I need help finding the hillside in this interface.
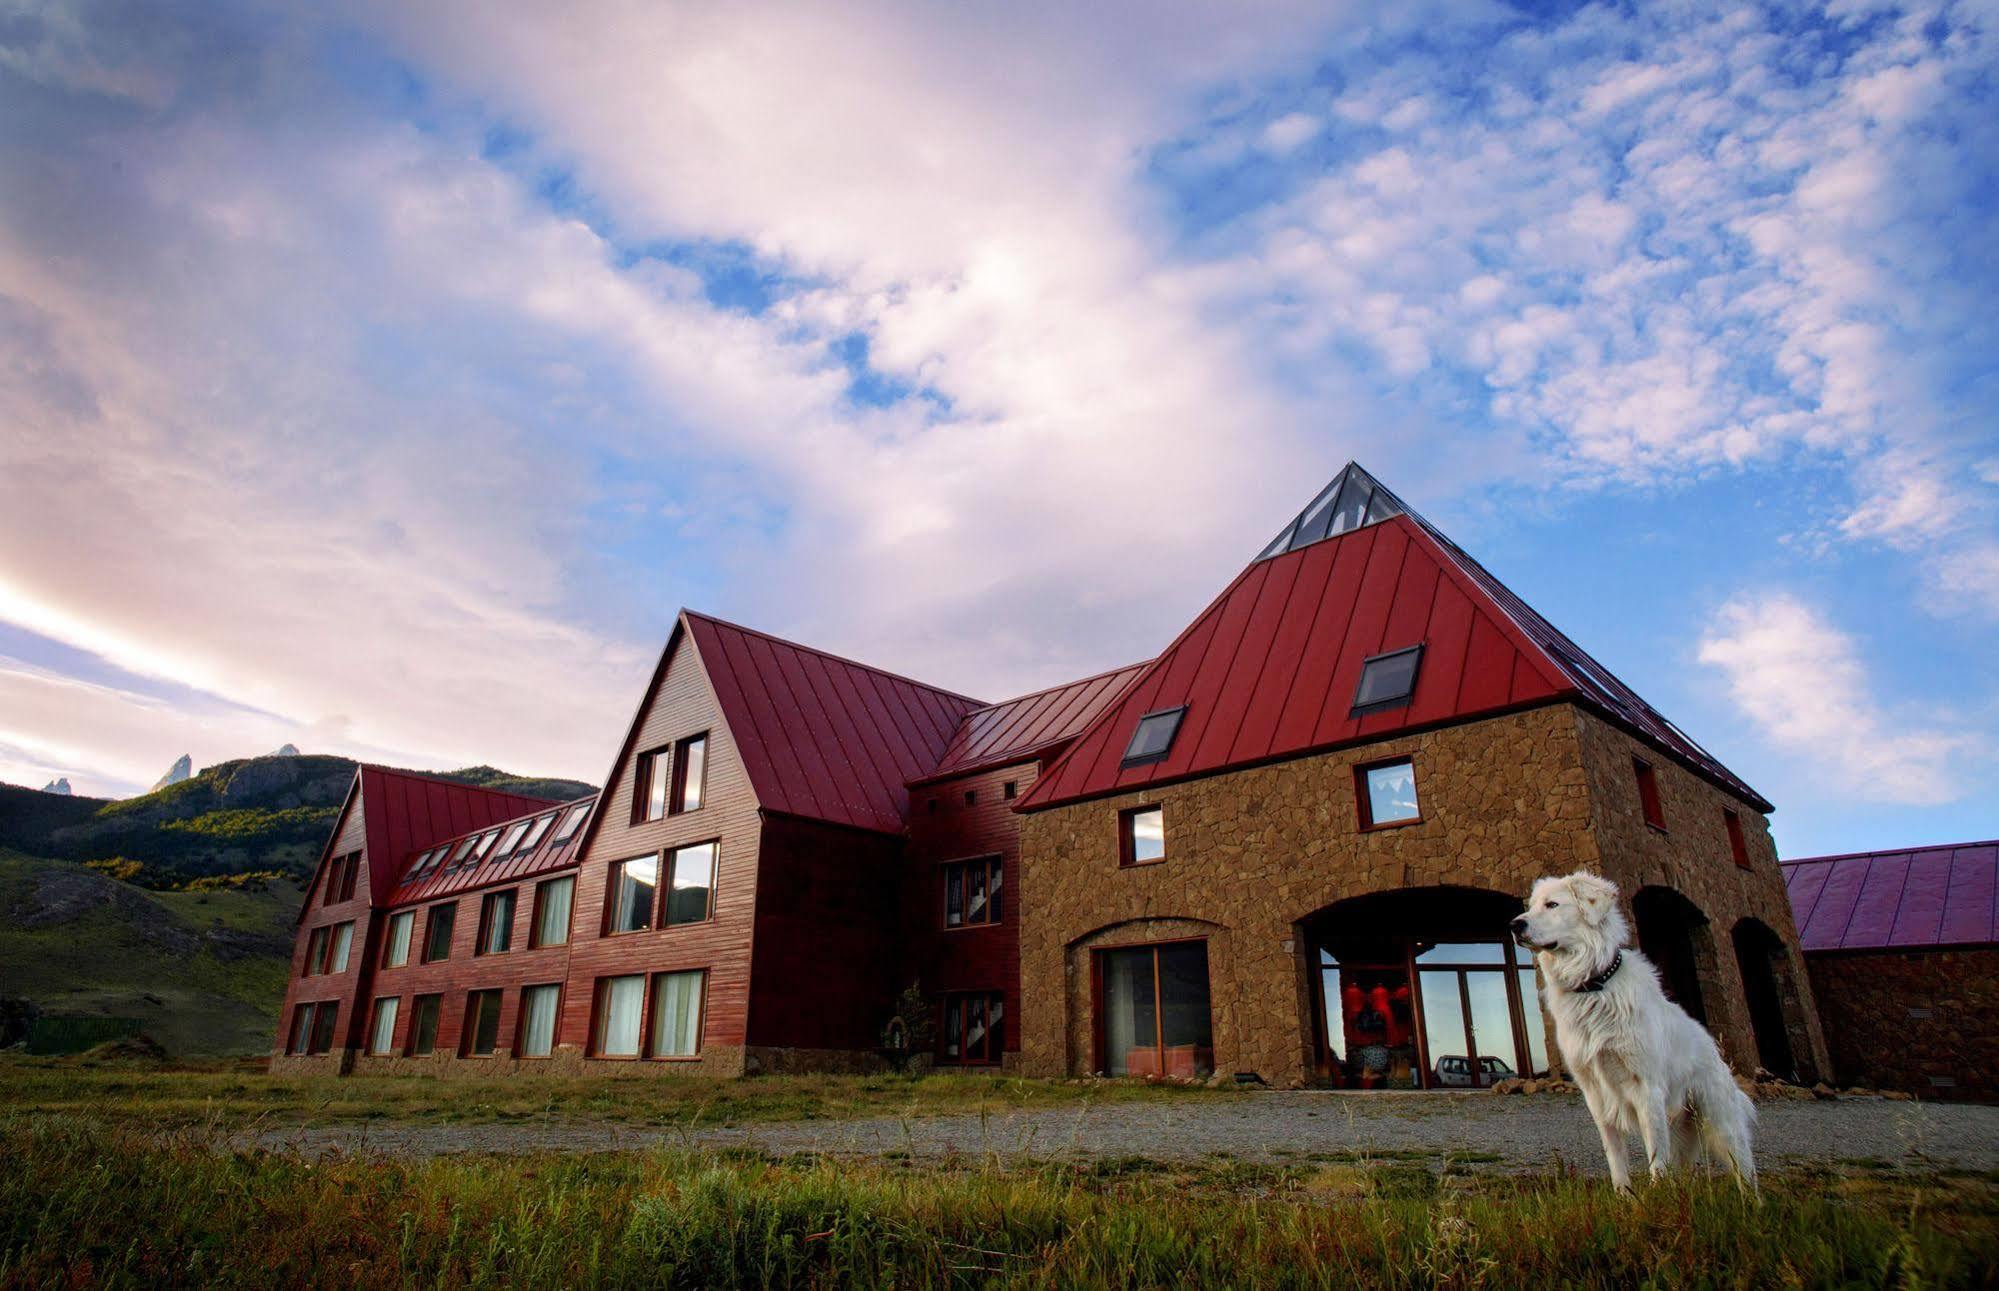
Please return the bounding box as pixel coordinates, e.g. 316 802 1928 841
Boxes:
0 754 596 888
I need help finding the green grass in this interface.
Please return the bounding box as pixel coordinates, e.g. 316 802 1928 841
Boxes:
1 1120 1991 1288
0 1058 1236 1132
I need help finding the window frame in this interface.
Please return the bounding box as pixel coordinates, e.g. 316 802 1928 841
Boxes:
460 988 505 1058
529 874 576 949
605 854 661 936
406 993 442 1057
634 746 673 823
662 841 719 928
1120 706 1188 768
1350 644 1425 718
304 926 330 975
327 920 354 974
516 812 555 856
382 909 415 968
1724 809 1750 869
646 969 708 1061
942 854 1004 929
1355 756 1422 831
306 1001 338 1056
552 802 590 844
476 889 517 956
1118 805 1167 867
670 732 708 815
1634 758 1665 831
495 820 531 857
421 902 457 963
516 983 563 1059
367 996 400 1056
937 990 1006 1066
590 973 648 1059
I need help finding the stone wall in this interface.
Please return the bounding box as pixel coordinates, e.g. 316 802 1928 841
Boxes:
1017 703 1601 1084
1804 948 1998 1100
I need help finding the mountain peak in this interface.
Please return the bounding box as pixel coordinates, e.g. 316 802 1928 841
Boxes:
269 743 299 757
149 754 193 793
41 777 72 795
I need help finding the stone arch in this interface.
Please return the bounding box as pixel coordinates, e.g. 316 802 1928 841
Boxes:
1732 916 1810 1082
1064 917 1230 1078
1632 885 1714 1025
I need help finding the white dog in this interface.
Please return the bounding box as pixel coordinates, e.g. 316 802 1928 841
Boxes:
1513 872 1756 1191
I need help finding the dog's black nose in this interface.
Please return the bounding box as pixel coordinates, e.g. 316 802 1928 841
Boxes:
1509 916 1527 932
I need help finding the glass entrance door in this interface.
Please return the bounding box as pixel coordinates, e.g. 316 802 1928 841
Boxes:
1099 941 1215 1079
1415 942 1547 1088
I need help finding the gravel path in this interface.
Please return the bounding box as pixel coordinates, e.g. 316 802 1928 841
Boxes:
245 1093 1999 1175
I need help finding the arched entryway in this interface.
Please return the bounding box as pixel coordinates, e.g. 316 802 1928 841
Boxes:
1633 886 1710 1025
1732 918 1798 1081
1300 887 1551 1090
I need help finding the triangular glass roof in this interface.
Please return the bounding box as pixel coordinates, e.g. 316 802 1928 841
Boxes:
1254 462 1407 561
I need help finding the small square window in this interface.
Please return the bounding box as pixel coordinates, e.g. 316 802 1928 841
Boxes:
1122 707 1187 767
1002 781 1017 800
1352 645 1423 716
1357 758 1420 829
1724 810 1750 869
964 790 977 807
943 855 1003 927
1120 806 1166 866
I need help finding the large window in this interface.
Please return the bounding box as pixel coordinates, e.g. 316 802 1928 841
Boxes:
1119 806 1166 866
462 989 504 1057
553 802 590 844
1352 645 1423 716
1121 707 1186 767
593 974 646 1057
648 970 705 1058
636 747 672 822
944 856 1003 928
518 984 561 1058
664 843 717 926
327 921 354 974
939 991 1004 1065
477 889 516 956
407 994 442 1056
1356 759 1420 829
607 856 657 934
530 875 575 948
289 1001 339 1056
368 997 400 1056
1634 758 1665 830
383 910 414 967
1098 941 1213 1079
422 903 456 962
672 733 708 813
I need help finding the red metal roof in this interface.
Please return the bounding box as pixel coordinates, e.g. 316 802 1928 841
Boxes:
1019 464 1769 812
1782 841 1998 952
385 794 596 907
913 660 1151 786
355 766 562 905
684 611 987 835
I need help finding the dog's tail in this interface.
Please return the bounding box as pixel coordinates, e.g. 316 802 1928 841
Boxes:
1694 1062 1758 1190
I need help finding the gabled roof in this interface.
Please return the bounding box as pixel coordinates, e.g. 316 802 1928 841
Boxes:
386 793 596 907
354 765 561 905
913 660 1151 787
1782 841 1997 952
1020 462 1768 813
684 610 987 835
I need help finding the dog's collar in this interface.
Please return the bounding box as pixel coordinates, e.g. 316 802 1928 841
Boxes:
1573 950 1623 994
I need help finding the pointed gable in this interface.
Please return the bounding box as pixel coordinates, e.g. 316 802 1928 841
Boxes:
683 611 987 834
1020 462 1767 812
355 766 560 904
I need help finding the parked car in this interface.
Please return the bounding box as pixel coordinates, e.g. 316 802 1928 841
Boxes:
1432 1055 1515 1087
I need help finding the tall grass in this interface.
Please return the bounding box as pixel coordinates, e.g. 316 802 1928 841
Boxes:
2 1119 1991 1289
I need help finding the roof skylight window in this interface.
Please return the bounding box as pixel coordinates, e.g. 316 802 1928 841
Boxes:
497 821 530 856
1351 645 1424 716
1256 463 1407 561
1121 706 1187 767
518 813 555 854
553 802 590 843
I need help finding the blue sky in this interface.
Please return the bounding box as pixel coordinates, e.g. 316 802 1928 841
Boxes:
0 0 1992 859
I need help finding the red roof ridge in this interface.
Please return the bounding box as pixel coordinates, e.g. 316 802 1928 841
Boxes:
355 761 568 807
681 609 988 708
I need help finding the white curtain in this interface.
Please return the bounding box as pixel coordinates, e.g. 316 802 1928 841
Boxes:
649 971 704 1057
369 997 399 1055
599 975 644 1057
385 912 412 967
329 922 353 973
535 877 574 947
520 985 559 1057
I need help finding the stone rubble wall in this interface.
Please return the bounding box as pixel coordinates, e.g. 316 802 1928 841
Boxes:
1804 947 1997 1101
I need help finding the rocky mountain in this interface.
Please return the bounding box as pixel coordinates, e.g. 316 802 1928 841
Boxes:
149 754 193 793
269 743 299 757
41 778 72 795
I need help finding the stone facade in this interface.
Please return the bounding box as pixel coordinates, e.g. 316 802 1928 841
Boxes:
1018 701 1830 1086
1804 948 1998 1100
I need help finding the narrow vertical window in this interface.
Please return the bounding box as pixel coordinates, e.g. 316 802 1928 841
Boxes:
422 903 456 962
368 997 400 1056
607 856 658 934
648 970 705 1058
672 733 707 813
477 889 516 955
305 926 329 975
1119 807 1166 866
383 910 414 967
664 842 717 925
406 994 442 1056
593 974 645 1057
288 1004 314 1055
1356 758 1420 829
530 875 575 948
636 747 671 823
1634 758 1664 830
328 921 353 974
1725 810 1750 869
307 1002 338 1055
518 984 560 1058
462 989 504 1057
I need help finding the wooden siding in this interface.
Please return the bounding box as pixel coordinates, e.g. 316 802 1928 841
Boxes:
277 785 375 1054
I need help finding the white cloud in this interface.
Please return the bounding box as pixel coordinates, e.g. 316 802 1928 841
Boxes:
1698 594 1972 805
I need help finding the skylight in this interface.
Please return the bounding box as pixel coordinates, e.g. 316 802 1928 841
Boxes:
518 813 555 853
553 802 590 843
1122 706 1187 767
497 820 530 856
1352 645 1424 716
1256 463 1406 561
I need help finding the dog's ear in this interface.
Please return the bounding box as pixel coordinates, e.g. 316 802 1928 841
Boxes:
1568 872 1619 925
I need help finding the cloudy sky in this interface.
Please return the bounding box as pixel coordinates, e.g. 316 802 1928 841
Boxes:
1 0 1993 857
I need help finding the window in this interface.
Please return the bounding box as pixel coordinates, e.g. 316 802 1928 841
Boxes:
664 842 717 926
287 1004 314 1055
496 820 530 857
928 798 939 814
1357 758 1420 829
471 829 501 864
304 926 329 975
1119 806 1166 866
368 997 400 1056
593 974 645 1057
636 746 671 822
1352 645 1424 716
1121 706 1186 767
1634 758 1664 830
408 848 438 880
462 989 504 1057
517 813 555 855
530 875 575 948
325 852 359 904
964 790 977 807
518 984 561 1058
307 1001 338 1055
1098 941 1213 1078
672 733 708 813
327 921 354 973
553 802 590 843
477 890 516 955
406 994 442 1056
340 853 361 901
940 991 1004 1065
383 910 414 967
422 903 456 962
944 856 1003 928
1003 781 1017 800
607 855 658 934
1725 810 1750 869
448 836 479 868
649 970 706 1058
